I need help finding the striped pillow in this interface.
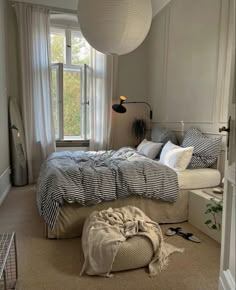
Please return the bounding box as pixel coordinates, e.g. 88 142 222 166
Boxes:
151 127 178 145
182 128 222 169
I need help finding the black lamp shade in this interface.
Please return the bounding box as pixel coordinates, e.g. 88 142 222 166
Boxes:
112 97 152 120
112 103 127 113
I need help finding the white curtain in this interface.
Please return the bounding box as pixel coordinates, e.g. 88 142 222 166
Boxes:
15 3 55 184
89 49 118 151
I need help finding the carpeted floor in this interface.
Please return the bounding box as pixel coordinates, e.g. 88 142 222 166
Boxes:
0 186 221 290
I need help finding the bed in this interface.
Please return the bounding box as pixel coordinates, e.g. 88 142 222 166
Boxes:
37 147 221 239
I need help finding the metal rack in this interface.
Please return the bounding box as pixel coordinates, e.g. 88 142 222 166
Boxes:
0 233 18 290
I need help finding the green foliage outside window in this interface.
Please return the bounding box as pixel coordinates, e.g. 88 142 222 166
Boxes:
50 33 65 63
63 71 81 136
71 31 90 65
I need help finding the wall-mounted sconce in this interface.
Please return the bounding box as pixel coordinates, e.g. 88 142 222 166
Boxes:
112 96 153 120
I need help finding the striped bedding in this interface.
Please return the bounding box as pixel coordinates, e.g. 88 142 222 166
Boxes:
37 147 179 229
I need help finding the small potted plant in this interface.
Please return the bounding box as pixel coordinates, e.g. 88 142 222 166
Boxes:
132 118 147 146
205 198 223 231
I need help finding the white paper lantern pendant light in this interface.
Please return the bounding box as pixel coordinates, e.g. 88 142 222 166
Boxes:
78 0 152 55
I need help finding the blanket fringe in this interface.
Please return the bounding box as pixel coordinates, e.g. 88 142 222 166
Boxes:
149 242 184 277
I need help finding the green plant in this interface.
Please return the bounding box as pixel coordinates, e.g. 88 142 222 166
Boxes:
205 198 223 231
132 118 147 144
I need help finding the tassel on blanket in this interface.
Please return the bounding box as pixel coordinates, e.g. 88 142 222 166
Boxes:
149 242 184 277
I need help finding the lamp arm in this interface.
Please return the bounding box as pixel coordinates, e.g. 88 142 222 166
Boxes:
124 101 153 120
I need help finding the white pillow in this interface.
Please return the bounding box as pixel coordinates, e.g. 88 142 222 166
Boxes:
160 141 193 172
160 141 179 162
137 139 163 159
137 139 149 151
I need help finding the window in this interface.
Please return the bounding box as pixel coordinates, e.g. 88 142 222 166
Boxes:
50 26 91 141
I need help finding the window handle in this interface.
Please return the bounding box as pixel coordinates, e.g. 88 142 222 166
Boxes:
219 116 231 160
219 126 230 133
219 116 231 134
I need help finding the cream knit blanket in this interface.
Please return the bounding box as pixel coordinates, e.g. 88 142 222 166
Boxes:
80 206 183 277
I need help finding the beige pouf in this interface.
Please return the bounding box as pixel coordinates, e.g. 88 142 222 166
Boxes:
111 235 154 272
81 206 183 277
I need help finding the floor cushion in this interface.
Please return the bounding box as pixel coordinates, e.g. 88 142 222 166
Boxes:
112 235 153 272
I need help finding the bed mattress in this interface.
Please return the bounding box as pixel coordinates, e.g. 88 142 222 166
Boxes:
177 168 221 189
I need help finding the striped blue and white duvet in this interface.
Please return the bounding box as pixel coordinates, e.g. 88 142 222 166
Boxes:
37 147 179 229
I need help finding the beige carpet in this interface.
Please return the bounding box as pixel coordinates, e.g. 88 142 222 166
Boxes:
0 186 221 290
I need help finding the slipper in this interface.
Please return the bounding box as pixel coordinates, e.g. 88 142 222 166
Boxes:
176 231 201 243
165 227 182 236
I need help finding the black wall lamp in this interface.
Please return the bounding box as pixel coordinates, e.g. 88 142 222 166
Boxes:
112 96 153 120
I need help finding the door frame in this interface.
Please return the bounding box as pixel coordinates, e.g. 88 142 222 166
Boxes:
219 0 235 289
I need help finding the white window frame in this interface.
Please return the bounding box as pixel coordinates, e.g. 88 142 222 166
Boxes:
50 25 90 141
51 63 64 140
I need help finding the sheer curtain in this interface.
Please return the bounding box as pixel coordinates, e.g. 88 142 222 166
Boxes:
89 49 118 151
15 3 55 184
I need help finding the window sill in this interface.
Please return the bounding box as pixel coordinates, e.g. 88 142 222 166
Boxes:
56 140 90 148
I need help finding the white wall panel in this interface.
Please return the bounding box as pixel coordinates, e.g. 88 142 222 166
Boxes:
147 0 229 133
166 0 221 123
147 8 167 122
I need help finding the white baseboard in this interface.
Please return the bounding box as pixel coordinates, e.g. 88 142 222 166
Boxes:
0 167 11 206
219 270 236 290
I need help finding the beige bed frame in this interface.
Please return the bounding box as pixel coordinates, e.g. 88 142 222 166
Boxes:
45 189 190 239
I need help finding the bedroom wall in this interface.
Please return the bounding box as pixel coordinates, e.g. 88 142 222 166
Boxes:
112 42 149 149
117 41 148 103
0 0 11 204
147 0 230 173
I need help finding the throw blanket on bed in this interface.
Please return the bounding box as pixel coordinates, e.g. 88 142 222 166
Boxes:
37 147 178 229
81 206 184 277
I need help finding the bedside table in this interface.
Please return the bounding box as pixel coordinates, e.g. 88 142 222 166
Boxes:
188 189 223 243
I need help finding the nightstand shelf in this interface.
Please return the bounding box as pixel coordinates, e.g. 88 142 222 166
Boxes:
188 189 223 243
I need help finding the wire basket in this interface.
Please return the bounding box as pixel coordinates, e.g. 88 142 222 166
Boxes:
0 233 18 290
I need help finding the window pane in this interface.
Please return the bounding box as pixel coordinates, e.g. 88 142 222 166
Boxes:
50 27 65 63
63 69 81 138
71 30 90 65
51 66 60 139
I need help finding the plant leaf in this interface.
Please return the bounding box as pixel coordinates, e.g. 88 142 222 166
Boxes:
205 220 212 225
211 224 217 230
205 209 212 214
217 204 223 211
211 206 218 212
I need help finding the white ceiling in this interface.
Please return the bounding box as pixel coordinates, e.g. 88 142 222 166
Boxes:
12 0 78 10
151 0 171 17
12 0 171 17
